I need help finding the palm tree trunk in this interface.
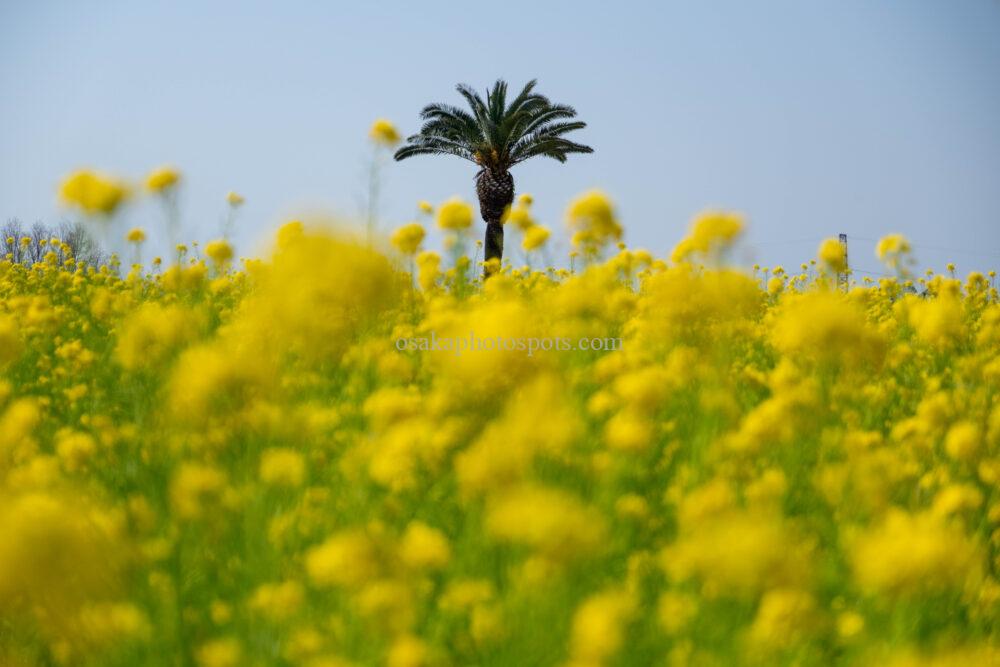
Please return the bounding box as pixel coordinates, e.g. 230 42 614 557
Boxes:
484 222 503 275
475 168 514 278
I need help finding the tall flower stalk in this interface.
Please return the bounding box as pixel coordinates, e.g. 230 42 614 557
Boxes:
367 119 401 245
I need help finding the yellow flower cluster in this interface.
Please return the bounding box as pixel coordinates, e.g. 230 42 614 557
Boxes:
59 165 190 219
566 189 623 257
1 183 998 667
435 196 474 231
145 165 181 193
204 239 234 267
670 209 744 263
391 222 426 256
126 227 147 244
498 193 551 254
818 236 847 273
59 169 130 216
370 118 402 146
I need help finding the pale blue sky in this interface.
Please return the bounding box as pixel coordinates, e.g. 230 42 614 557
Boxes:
2 1 999 276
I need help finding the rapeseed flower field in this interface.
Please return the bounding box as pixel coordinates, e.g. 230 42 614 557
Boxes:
1 168 999 667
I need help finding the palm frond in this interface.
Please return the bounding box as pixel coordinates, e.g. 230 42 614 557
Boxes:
511 137 593 165
455 84 493 145
486 80 508 125
394 137 477 163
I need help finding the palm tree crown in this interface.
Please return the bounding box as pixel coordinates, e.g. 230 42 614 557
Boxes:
394 79 593 171
394 80 593 274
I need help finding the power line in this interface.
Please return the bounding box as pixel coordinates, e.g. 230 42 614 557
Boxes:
851 268 894 278
844 235 1000 262
753 237 826 246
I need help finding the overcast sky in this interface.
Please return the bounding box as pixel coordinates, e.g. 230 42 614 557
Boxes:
2 1 999 276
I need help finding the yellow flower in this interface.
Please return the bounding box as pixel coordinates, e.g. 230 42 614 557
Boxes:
436 197 474 231
249 580 304 621
661 510 812 595
126 227 146 244
769 291 886 367
0 490 127 629
604 408 653 452
204 239 234 265
275 220 304 249
944 421 981 463
657 591 697 635
906 292 965 348
196 638 242 667
114 302 202 371
391 223 426 256
748 588 821 648
306 530 379 588
767 275 784 295
568 589 635 664
850 509 982 596
417 200 433 214
259 448 306 487
59 169 129 215
485 484 607 560
817 237 847 273
76 601 152 646
670 210 744 263
226 191 245 206
0 315 22 368
399 521 451 571
170 463 228 520
55 429 97 473
876 233 911 260
239 226 402 363
836 611 865 639
566 190 622 253
876 233 912 273
145 166 181 193
439 579 494 612
504 200 535 231
370 118 401 146
387 634 429 667
522 225 550 251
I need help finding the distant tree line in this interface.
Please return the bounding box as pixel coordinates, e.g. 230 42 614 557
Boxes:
2 218 107 268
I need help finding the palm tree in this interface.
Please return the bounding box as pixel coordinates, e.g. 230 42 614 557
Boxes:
394 79 593 274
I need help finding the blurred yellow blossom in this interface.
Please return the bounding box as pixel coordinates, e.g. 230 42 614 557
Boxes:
59 169 129 215
436 197 474 231
670 210 744 263
370 118 401 146
522 225 550 251
204 239 234 265
145 166 181 193
125 227 146 244
391 223 426 256
259 448 306 487
818 237 847 273
566 190 622 255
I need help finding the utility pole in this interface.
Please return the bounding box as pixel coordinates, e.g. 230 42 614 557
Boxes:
839 233 849 291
